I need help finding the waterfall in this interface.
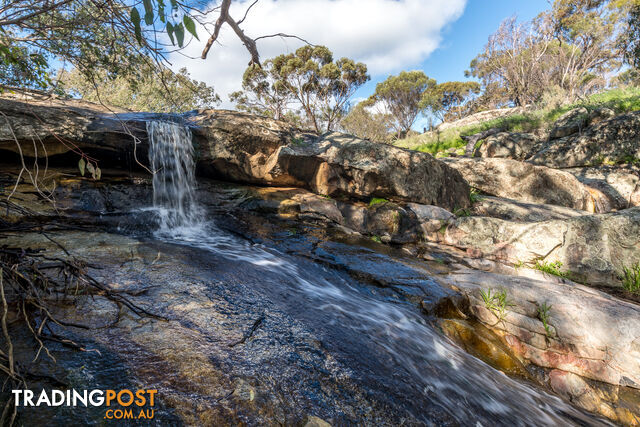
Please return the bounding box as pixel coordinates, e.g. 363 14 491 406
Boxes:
147 120 202 232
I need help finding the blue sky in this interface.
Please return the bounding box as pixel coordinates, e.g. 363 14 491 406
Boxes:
351 0 549 128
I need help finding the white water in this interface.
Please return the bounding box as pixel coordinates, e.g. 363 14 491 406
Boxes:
143 121 607 425
147 120 203 232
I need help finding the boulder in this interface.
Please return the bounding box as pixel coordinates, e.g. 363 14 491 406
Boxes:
438 207 640 287
473 132 541 160
549 107 589 139
565 165 640 210
471 196 585 222
0 95 155 163
441 157 600 212
529 111 640 168
191 110 471 210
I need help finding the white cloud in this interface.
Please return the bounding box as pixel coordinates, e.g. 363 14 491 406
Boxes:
169 0 467 108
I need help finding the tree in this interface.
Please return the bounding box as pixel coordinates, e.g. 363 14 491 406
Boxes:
341 102 394 143
233 46 369 132
428 81 481 122
366 71 436 136
613 0 640 69
230 57 292 120
60 66 220 113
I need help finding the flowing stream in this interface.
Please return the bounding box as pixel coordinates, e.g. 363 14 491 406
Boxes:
132 120 613 425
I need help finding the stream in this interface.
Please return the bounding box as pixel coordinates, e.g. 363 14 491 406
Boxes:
8 121 610 425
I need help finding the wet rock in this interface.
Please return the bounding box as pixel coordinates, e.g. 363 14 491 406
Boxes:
473 132 541 160
438 268 640 392
441 157 599 212
529 111 640 168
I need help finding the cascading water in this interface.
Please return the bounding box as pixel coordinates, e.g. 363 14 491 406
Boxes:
146 120 203 233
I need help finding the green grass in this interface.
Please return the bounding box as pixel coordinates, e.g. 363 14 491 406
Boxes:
537 302 554 338
369 197 389 207
534 260 569 279
469 188 483 204
480 289 511 322
621 263 640 293
395 87 640 157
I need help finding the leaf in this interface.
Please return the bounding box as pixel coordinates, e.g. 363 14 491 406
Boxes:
166 21 175 45
86 162 96 179
95 166 102 180
143 0 154 25
130 7 143 45
78 158 86 177
174 22 185 48
157 0 166 23
170 0 178 10
183 15 199 40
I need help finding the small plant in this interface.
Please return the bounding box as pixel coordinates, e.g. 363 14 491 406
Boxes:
371 235 382 243
453 207 471 217
320 194 332 199
369 197 389 207
290 136 305 146
538 302 554 338
534 260 568 278
621 263 640 293
480 288 511 323
469 188 483 204
513 259 525 270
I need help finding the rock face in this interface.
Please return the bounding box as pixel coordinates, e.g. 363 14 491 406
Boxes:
436 268 640 424
0 96 471 211
441 157 599 212
566 165 640 210
549 107 589 139
436 106 525 132
191 110 470 210
529 111 640 168
438 207 640 287
473 132 540 160
471 196 585 222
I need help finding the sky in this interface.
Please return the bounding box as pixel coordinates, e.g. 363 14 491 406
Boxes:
169 0 549 129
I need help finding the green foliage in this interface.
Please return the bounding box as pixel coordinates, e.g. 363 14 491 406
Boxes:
341 102 394 143
453 207 471 217
397 87 640 156
469 188 483 203
427 81 481 122
371 235 382 243
60 66 220 113
621 263 640 293
231 46 369 132
535 260 569 278
369 197 389 207
480 289 511 322
537 302 554 338
367 71 436 135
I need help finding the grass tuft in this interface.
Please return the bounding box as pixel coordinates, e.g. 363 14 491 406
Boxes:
534 260 569 279
369 197 389 207
537 302 554 338
621 263 640 293
480 288 511 322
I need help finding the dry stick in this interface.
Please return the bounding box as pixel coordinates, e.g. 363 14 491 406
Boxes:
0 269 16 383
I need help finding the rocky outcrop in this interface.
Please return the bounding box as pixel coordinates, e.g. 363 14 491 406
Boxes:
441 157 600 212
471 196 585 222
566 165 640 210
437 208 640 287
436 106 525 132
0 96 471 211
434 268 640 424
191 110 470 210
472 132 541 160
529 111 640 168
